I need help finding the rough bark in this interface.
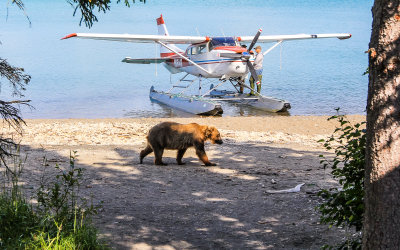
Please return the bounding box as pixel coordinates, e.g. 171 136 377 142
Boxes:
364 0 400 249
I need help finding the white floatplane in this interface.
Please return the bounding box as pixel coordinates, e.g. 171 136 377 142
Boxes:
62 15 351 116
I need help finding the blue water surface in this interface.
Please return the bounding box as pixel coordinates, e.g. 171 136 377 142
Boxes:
1 0 372 118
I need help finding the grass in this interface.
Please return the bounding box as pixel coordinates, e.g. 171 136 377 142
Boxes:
0 150 108 249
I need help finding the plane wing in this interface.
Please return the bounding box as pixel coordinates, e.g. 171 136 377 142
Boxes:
122 57 169 64
238 33 351 43
61 33 208 44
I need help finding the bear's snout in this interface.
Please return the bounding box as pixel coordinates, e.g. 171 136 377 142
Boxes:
214 139 223 145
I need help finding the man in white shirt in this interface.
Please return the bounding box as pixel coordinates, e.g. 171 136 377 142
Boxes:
249 45 263 95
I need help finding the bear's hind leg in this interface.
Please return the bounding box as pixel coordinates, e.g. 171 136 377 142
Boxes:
140 145 153 164
176 148 187 165
154 147 167 166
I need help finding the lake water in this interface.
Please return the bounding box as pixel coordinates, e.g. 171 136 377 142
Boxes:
1 0 372 118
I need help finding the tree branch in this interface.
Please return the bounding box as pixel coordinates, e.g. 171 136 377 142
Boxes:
0 58 30 97
67 0 145 28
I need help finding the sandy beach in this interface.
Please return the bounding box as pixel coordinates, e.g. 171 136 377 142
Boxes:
1 115 365 249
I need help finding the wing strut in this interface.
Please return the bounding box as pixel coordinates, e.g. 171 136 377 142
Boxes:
156 41 211 75
263 41 283 56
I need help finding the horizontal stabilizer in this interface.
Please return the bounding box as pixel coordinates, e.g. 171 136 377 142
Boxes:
122 57 168 64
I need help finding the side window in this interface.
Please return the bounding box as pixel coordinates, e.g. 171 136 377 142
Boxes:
187 44 208 55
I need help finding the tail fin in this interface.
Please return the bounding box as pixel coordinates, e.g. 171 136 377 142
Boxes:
157 14 169 36
156 14 183 57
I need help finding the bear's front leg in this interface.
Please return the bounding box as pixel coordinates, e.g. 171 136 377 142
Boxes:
195 143 216 166
176 148 187 165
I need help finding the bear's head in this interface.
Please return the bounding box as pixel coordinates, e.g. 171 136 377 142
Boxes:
205 126 223 144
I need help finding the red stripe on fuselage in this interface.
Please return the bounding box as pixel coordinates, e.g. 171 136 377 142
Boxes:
165 60 245 68
160 52 185 58
213 46 247 53
196 60 244 66
160 52 177 57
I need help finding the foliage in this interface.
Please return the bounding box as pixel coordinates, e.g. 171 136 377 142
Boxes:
0 58 30 97
0 191 39 248
67 0 146 27
8 0 146 28
37 151 101 235
1 3 32 171
0 148 37 248
0 58 31 166
317 110 365 249
0 150 107 249
6 0 31 25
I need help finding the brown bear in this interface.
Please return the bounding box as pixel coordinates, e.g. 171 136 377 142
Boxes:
139 122 223 166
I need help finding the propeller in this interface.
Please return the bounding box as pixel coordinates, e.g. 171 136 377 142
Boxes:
219 29 262 88
246 29 262 89
246 60 259 86
245 28 262 88
248 28 262 51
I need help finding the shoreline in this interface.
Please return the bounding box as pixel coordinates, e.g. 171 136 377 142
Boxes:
21 114 365 131
2 115 365 147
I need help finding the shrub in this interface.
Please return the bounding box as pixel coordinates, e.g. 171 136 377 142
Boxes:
0 192 38 248
317 111 365 249
0 150 107 249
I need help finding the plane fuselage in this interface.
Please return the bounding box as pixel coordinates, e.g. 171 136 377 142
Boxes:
163 38 255 79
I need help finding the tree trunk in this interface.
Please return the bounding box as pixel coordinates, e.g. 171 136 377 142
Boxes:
364 0 400 249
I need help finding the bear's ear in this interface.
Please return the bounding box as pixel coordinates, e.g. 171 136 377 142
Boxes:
204 126 213 139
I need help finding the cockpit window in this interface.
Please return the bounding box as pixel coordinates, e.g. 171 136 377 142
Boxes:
187 43 208 55
198 44 207 54
209 37 237 50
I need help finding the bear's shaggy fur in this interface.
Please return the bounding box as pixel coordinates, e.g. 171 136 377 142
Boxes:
139 122 223 166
